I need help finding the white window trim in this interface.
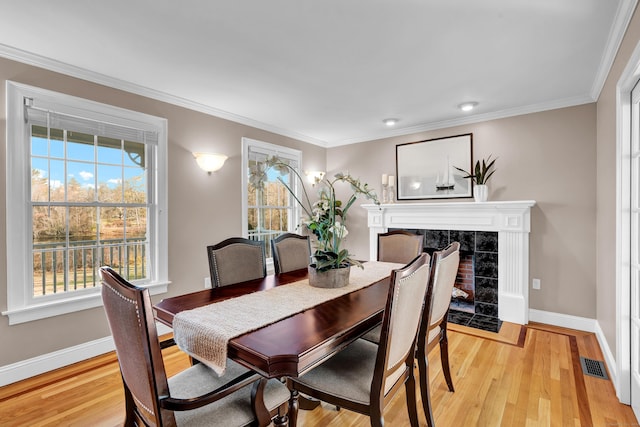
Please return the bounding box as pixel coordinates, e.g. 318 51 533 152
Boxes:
3 81 169 325
241 137 302 274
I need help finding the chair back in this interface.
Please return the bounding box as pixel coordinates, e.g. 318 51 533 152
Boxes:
100 266 173 426
373 252 432 398
271 233 311 274
377 230 424 264
207 237 266 287
428 242 460 329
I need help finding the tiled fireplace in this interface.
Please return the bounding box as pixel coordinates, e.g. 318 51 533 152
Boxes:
362 201 535 326
390 228 501 331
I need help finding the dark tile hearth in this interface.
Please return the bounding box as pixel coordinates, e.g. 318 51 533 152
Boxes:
448 309 503 333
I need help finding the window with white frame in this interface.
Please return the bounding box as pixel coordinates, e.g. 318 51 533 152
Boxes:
3 82 168 324
241 138 302 264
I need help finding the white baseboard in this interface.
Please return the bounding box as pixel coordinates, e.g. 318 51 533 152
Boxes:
528 308 597 332
594 320 618 390
0 322 173 387
0 336 115 387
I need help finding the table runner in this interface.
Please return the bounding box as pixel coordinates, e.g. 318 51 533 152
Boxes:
172 261 403 375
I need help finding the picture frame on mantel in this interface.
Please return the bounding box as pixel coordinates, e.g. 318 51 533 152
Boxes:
396 133 473 200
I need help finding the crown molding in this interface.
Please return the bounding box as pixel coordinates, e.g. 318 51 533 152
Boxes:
590 0 639 99
0 21 620 151
326 94 596 147
0 43 328 148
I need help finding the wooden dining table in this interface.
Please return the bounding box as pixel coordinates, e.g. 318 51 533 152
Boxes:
153 266 393 379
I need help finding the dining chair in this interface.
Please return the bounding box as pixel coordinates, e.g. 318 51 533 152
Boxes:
285 252 432 427
271 233 311 274
377 230 425 264
207 237 266 287
100 266 289 427
417 241 460 425
362 242 460 426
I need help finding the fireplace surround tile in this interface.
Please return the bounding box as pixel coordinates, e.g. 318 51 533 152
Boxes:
424 229 449 249
475 277 498 304
476 231 498 252
475 252 498 279
449 230 475 252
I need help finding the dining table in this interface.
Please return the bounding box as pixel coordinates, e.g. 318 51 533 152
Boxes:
153 261 401 380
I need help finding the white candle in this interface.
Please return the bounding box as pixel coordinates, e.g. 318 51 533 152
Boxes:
388 175 395 187
381 174 388 185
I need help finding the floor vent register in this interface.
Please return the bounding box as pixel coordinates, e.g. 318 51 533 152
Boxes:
580 357 608 380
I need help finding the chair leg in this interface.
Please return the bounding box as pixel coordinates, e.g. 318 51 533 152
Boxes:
273 409 289 427
370 402 384 427
440 330 455 392
251 379 272 427
405 373 420 427
288 389 299 427
418 353 436 427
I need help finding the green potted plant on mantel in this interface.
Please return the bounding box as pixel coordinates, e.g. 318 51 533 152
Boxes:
454 155 497 202
249 156 379 288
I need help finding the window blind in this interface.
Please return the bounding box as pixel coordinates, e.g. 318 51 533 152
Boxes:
24 98 159 145
248 145 299 169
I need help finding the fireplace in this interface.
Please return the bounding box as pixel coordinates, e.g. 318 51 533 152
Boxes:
391 228 501 331
362 200 535 325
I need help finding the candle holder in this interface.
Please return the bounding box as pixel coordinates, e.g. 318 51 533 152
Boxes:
381 184 389 204
388 185 395 203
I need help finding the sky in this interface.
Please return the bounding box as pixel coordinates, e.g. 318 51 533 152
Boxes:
30 135 146 194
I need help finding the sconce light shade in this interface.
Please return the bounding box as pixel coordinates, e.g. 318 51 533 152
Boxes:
304 170 326 185
194 152 228 174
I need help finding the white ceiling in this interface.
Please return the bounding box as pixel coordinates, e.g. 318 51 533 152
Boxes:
0 0 634 147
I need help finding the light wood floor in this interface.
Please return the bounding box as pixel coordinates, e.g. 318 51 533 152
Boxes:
0 322 636 426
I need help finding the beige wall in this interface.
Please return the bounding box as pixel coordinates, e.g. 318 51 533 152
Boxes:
328 104 597 318
0 57 326 366
596 7 640 360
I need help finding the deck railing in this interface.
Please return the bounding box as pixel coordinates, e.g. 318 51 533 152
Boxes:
33 238 147 296
247 229 283 258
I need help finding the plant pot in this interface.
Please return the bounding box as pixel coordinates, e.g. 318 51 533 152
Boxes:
474 184 489 202
307 264 351 288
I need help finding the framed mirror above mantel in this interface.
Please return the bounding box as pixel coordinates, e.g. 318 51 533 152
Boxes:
361 201 536 325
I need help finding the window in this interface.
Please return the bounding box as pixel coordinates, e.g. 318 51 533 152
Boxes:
241 138 302 268
4 82 168 324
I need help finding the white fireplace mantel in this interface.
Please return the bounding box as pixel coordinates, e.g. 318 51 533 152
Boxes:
361 200 536 324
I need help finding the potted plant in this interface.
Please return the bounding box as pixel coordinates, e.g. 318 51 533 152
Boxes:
249 156 379 287
454 155 496 202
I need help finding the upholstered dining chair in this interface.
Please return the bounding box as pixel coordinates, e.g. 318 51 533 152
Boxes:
100 266 290 427
362 241 460 426
377 230 425 264
271 233 311 274
207 237 266 287
285 252 432 427
417 241 460 425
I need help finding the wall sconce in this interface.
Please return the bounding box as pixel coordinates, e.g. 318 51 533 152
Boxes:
305 170 326 185
193 152 228 174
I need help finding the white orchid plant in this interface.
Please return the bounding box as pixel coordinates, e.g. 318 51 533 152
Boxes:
249 156 379 272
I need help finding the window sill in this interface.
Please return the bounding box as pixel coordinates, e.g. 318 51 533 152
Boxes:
2 281 170 325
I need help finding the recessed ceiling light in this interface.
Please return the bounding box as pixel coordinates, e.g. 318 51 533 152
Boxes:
458 102 478 112
383 118 399 127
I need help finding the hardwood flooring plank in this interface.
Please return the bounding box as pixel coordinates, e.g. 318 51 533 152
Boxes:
0 323 636 426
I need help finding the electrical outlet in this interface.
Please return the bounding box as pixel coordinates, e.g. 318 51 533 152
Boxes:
204 277 212 289
532 278 541 290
